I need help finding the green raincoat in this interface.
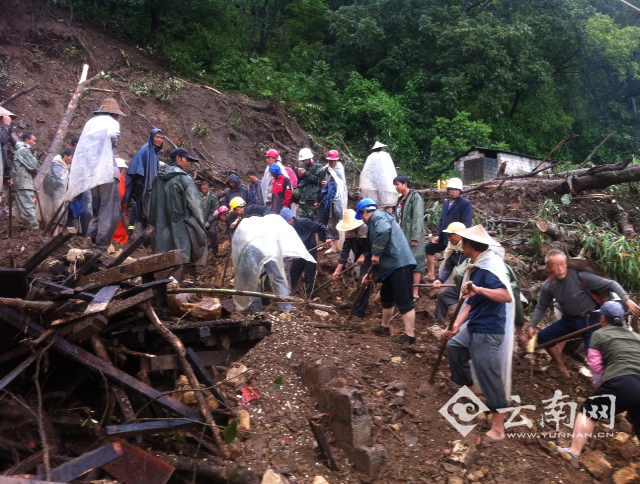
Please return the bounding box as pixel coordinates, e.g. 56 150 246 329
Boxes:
396 190 426 273
149 165 207 263
200 192 219 224
12 141 39 190
297 162 325 218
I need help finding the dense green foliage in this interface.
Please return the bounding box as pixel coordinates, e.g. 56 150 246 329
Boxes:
52 0 640 180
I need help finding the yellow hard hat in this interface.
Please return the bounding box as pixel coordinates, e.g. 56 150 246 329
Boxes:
443 221 466 235
229 196 246 210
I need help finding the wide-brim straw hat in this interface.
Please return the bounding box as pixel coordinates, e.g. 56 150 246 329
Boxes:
337 208 364 232
371 141 387 150
0 106 15 117
94 97 126 116
459 224 494 246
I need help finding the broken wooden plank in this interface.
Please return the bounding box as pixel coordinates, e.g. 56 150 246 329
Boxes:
77 251 183 290
0 307 201 420
84 285 119 313
0 298 56 313
0 353 38 391
107 289 155 317
105 227 153 268
31 279 93 301
23 231 72 274
58 315 108 343
48 442 124 482
186 348 228 409
115 279 171 300
104 419 196 437
103 440 174 484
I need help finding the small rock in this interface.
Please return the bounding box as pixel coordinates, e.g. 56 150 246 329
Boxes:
226 363 249 387
314 309 331 320
581 450 613 480
312 477 330 484
238 409 251 431
613 464 640 484
390 356 402 364
261 469 289 484
447 477 465 484
614 432 631 445
389 423 401 432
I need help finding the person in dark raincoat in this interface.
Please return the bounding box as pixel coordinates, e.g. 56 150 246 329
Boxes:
126 127 164 231
223 174 249 207
149 148 206 266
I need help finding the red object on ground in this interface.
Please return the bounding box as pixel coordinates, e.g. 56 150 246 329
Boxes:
241 386 261 404
113 171 129 246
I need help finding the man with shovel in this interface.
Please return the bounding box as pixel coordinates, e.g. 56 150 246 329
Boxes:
357 198 417 345
522 248 640 378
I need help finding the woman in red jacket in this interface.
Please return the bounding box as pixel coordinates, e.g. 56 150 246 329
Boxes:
270 163 293 213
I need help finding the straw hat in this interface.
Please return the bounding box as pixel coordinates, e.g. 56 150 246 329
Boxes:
459 224 494 246
337 209 364 232
0 106 15 117
94 97 126 116
371 141 387 150
443 221 466 235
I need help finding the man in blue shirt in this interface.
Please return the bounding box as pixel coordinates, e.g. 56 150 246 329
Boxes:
357 198 417 345
426 177 473 281
446 225 513 441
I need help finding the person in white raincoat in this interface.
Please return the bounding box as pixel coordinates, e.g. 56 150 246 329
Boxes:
320 149 348 253
445 224 514 441
359 141 398 208
232 214 315 312
65 97 125 248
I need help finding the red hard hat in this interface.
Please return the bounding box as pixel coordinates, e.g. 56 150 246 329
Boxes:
265 148 280 159
326 149 340 161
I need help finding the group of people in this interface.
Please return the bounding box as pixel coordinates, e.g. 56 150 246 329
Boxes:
3 96 640 458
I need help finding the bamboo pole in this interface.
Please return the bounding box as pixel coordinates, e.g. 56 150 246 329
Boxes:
168 287 336 311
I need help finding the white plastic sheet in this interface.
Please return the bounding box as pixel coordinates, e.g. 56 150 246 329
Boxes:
232 214 315 311
359 150 399 207
65 115 120 202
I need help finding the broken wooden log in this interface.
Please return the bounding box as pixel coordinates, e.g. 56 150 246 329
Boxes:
76 251 184 290
143 303 228 458
91 336 136 422
169 287 335 311
48 442 124 482
186 348 228 409
0 298 56 313
0 307 201 421
23 231 73 274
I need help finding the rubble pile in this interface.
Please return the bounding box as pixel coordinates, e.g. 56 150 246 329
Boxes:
0 228 272 483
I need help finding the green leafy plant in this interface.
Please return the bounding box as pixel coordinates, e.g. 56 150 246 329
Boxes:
129 76 185 102
580 222 640 290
